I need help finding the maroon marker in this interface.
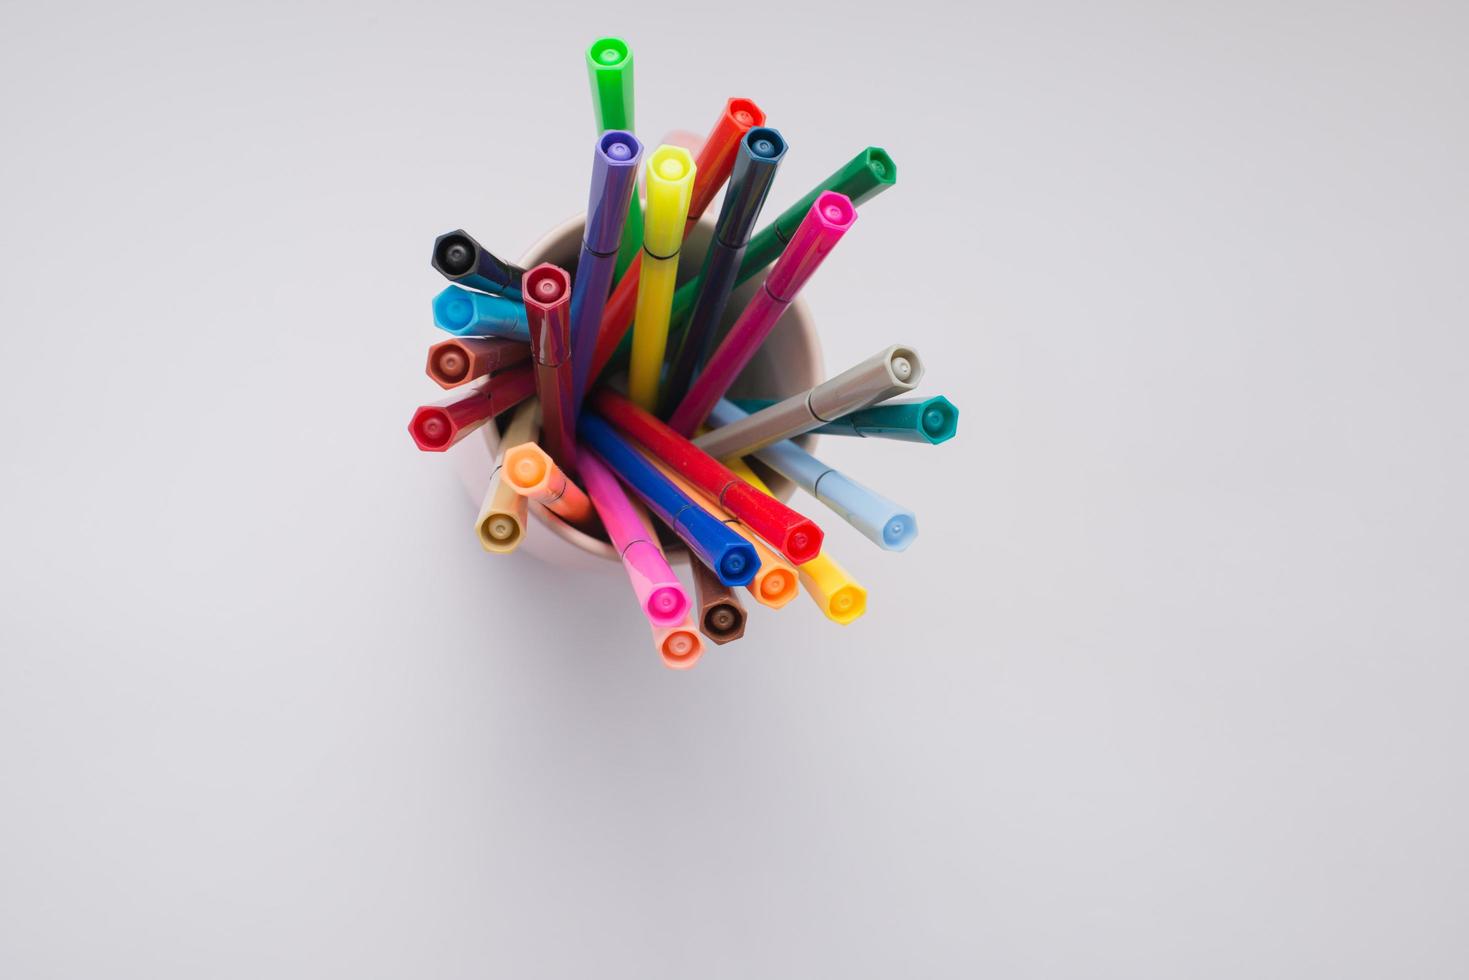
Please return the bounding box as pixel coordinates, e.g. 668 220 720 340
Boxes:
425 336 530 389
523 263 576 468
408 362 536 452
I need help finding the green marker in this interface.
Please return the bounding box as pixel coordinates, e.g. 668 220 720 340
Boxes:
734 395 959 445
668 146 898 330
586 37 643 278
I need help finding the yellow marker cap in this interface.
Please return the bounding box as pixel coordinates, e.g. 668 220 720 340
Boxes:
642 145 696 258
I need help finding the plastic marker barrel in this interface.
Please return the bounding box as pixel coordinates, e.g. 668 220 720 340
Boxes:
432 285 530 342
735 394 959 445
651 614 704 669
667 192 858 436
432 229 527 298
668 146 897 330
503 442 595 531
693 343 924 460
726 457 867 625
475 400 540 553
585 37 643 278
587 97 767 392
691 558 747 645
408 364 535 452
426 337 530 389
578 414 758 587
580 450 691 629
522 263 576 468
628 144 696 410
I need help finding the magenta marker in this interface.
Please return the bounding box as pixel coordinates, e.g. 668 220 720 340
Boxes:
666 191 858 436
579 449 691 629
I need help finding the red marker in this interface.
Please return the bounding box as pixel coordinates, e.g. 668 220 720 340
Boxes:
584 98 766 394
522 263 576 468
425 336 530 389
590 387 824 565
408 362 535 452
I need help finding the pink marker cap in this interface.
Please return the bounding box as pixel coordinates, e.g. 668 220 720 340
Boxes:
580 450 691 628
763 191 857 302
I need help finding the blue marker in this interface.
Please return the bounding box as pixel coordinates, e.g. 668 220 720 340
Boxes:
579 414 759 586
570 130 644 408
733 395 959 445
707 399 919 552
432 285 529 342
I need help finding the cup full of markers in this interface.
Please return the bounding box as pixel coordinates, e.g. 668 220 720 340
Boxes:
409 37 959 669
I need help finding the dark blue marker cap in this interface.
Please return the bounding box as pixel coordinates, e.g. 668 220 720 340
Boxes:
714 127 787 249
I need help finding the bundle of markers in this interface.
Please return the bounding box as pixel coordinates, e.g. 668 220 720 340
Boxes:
409 38 959 668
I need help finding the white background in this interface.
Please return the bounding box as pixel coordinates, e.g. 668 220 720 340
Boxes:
2 0 1466 976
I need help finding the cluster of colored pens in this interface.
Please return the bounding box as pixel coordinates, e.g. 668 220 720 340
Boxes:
408 38 959 668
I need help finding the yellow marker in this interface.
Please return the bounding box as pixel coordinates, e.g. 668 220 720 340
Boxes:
628 145 697 410
475 400 540 553
726 456 867 624
642 452 799 610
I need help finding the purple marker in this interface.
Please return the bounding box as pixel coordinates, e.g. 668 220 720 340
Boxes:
569 130 644 410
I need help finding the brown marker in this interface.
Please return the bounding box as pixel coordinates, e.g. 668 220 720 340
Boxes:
426 336 531 389
691 557 747 645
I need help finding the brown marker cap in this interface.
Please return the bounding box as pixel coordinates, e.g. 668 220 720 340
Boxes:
691 557 747 645
426 337 532 389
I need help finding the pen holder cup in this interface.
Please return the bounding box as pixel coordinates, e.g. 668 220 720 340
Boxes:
455 213 823 571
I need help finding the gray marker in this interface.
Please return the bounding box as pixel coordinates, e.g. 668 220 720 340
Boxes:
705 400 918 552
691 344 923 459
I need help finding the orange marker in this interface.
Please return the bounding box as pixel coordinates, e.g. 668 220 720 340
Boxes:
503 441 596 531
651 614 704 669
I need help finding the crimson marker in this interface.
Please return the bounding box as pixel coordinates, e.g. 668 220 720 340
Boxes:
425 336 530 389
589 387 824 565
408 363 536 452
522 263 576 468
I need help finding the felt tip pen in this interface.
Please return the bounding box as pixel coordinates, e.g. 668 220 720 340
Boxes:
426 336 530 389
647 455 799 610
432 229 527 299
579 450 691 628
628 144 697 410
586 37 643 278
707 400 918 552
651 614 705 669
522 263 576 469
735 394 959 445
432 285 530 342
692 344 924 459
579 414 758 586
586 98 767 392
691 557 748 645
475 400 540 553
661 127 788 413
408 363 536 452
726 457 868 625
502 441 597 532
591 387 824 565
666 192 858 436
669 146 897 330
569 130 644 407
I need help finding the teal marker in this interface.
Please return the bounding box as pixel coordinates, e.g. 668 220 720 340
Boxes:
733 395 959 445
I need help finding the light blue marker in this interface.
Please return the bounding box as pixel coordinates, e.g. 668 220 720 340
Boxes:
432 285 529 342
707 399 919 552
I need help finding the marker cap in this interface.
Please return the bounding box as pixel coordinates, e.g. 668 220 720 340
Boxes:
432 229 527 298
651 616 705 669
808 344 924 420
770 148 896 246
522 263 572 365
812 470 919 552
426 336 530 389
797 552 868 625
586 38 634 131
643 145 697 258
764 192 857 303
586 130 644 256
691 558 748 645
433 285 530 342
714 128 788 248
687 98 767 220
408 364 535 452
474 401 540 553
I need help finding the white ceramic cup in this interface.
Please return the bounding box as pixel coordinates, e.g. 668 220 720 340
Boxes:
452 213 824 570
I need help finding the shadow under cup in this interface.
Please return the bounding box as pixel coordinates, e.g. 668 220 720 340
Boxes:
454 213 824 571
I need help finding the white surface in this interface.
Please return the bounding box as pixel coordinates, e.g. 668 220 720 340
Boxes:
1 1 1467 977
